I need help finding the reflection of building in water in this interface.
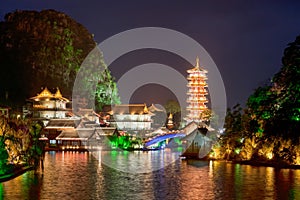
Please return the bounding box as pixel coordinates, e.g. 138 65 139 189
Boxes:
181 122 212 159
101 104 154 132
185 57 208 123
28 87 71 124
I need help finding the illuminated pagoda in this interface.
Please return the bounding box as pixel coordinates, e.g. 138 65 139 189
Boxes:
166 113 174 129
185 57 208 123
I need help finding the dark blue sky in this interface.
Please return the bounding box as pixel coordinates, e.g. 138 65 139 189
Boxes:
1 1 300 107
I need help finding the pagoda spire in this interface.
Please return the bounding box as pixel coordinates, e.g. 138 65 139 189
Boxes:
54 87 62 98
195 56 200 69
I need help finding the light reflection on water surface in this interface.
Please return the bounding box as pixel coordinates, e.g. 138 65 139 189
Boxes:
1 151 300 200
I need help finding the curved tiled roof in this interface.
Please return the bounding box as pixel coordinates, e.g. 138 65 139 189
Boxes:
30 87 69 102
103 104 154 115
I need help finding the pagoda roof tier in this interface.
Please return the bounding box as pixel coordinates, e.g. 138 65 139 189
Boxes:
188 88 207 91
187 91 208 95
186 83 207 88
187 100 208 103
187 77 207 81
187 83 207 87
187 90 208 93
187 80 207 83
187 96 207 99
187 106 207 110
187 103 208 106
187 102 207 105
187 71 207 76
187 107 207 110
187 99 208 102
187 92 208 95
187 103 207 106
187 94 208 96
187 109 207 111
30 87 69 102
187 67 208 74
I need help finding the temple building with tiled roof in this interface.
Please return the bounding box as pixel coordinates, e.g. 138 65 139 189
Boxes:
29 87 71 122
101 104 154 132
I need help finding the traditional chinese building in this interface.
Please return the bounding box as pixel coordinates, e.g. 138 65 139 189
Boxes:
29 87 71 123
42 118 118 151
102 104 154 132
185 57 208 123
55 127 118 151
148 104 167 129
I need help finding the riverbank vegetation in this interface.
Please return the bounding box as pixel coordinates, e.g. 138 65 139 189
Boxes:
0 117 44 176
211 35 300 166
107 133 144 150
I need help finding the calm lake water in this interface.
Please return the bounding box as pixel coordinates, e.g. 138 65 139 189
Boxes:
1 151 300 200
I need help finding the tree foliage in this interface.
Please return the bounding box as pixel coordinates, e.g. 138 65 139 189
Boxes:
73 47 120 111
0 117 45 174
213 35 300 164
246 35 300 139
164 100 181 129
164 100 180 114
0 9 120 109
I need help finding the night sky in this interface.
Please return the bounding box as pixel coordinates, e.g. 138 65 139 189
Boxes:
1 1 300 107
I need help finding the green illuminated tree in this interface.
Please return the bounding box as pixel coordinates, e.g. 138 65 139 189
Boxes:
0 117 14 175
25 121 45 172
220 104 244 159
0 137 9 175
199 109 212 124
269 35 300 139
215 35 300 162
164 100 180 114
246 35 300 139
73 47 120 111
0 9 121 110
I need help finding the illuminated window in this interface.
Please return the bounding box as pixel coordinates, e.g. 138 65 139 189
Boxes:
50 140 56 144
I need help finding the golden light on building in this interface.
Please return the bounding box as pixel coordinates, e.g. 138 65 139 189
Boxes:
29 87 70 122
185 57 208 123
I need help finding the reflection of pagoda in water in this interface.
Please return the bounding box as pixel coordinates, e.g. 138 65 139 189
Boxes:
185 57 208 123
